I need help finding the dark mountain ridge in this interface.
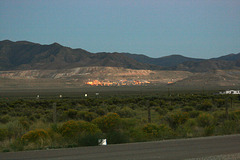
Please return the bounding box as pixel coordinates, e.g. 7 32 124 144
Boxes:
122 53 204 67
0 40 159 70
211 53 240 61
167 53 240 72
0 40 239 72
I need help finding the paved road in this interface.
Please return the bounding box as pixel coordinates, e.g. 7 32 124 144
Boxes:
1 134 240 160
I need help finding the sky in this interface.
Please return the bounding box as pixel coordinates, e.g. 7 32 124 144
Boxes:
0 0 240 59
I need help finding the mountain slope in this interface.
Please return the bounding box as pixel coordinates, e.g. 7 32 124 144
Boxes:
0 40 160 70
171 53 240 72
0 40 239 72
212 53 240 61
123 53 204 67
171 60 238 72
123 52 240 72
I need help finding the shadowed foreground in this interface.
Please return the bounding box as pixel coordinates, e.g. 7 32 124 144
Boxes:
1 134 240 160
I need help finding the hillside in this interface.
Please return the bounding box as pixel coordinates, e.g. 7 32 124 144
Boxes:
171 59 240 72
0 40 160 71
212 53 240 61
1 67 240 89
1 40 240 72
123 53 204 67
123 52 240 72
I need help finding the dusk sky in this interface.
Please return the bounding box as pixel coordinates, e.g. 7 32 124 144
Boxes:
0 0 240 58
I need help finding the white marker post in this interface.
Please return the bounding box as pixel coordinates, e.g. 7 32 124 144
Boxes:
98 139 107 146
96 92 99 98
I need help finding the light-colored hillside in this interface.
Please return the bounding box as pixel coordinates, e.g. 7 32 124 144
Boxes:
0 67 239 89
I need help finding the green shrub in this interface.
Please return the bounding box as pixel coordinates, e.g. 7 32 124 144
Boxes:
77 133 102 146
59 120 102 146
197 100 213 111
60 120 101 138
89 106 107 116
2 148 10 152
41 111 54 123
142 123 172 139
106 105 117 112
6 120 26 139
197 113 214 127
93 113 121 133
189 110 201 118
167 106 174 111
46 127 64 148
142 123 159 137
0 115 10 124
219 120 238 134
21 129 49 147
116 107 136 118
77 111 98 122
129 127 147 142
29 115 36 121
120 118 137 130
185 118 197 127
155 107 168 115
176 119 198 138
0 128 8 141
213 110 226 123
165 111 189 129
65 109 78 119
158 124 173 139
50 123 59 133
96 108 106 116
229 110 240 121
60 120 86 137
204 125 215 136
18 117 30 130
182 106 194 112
214 99 225 108
175 125 192 138
10 138 24 151
106 131 129 144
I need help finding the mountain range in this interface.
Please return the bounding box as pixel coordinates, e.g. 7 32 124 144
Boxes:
0 40 240 72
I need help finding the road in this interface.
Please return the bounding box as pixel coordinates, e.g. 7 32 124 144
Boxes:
1 134 240 160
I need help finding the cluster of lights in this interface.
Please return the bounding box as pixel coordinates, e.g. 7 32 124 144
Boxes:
86 79 150 86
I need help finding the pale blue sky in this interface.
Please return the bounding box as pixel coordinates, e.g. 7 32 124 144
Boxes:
0 0 240 58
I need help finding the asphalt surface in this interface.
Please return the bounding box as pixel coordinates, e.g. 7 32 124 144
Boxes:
1 134 240 160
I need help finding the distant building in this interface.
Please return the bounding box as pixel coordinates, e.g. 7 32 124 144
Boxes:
219 90 240 95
